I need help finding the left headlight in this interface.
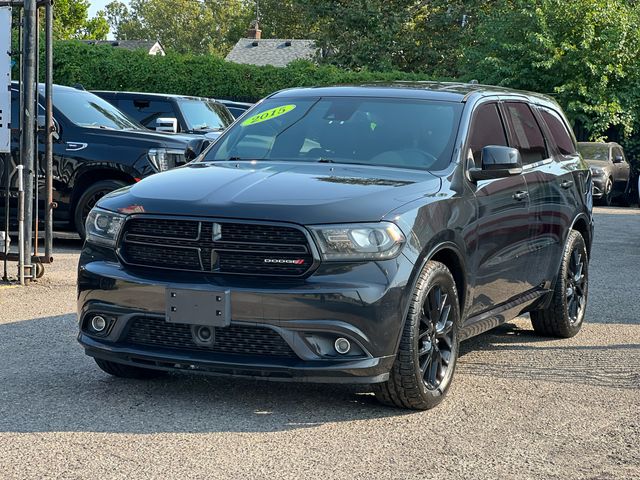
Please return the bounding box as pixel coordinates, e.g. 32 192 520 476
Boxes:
590 166 604 177
85 208 126 248
309 222 406 261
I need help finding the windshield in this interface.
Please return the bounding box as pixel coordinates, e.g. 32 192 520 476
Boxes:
578 143 609 161
202 97 463 171
178 99 234 131
54 89 141 130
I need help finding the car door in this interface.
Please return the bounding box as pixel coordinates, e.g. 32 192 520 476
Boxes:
611 145 630 193
527 105 582 287
466 101 532 317
500 101 567 291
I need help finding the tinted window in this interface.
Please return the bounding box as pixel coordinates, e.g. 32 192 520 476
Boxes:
118 99 177 130
504 102 547 164
54 90 140 130
468 103 508 167
177 99 233 130
613 146 625 162
540 108 575 155
203 97 463 171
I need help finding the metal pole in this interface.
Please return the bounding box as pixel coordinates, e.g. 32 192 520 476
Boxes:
44 0 52 262
21 0 36 282
33 6 39 257
16 164 24 285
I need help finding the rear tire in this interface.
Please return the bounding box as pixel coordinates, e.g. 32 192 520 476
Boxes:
94 358 166 379
74 180 127 239
530 230 588 338
374 261 460 410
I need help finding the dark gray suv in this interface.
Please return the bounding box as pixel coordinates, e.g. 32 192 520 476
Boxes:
78 82 593 410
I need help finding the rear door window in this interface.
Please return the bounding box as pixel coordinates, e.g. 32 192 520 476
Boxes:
468 103 508 167
503 102 548 165
118 99 177 130
539 108 576 156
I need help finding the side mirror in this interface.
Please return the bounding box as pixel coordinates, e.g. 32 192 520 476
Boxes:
37 114 60 141
613 154 624 164
156 117 178 133
184 139 211 162
469 146 523 181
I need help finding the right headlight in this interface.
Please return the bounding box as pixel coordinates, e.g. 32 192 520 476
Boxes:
590 166 605 176
85 208 126 248
309 222 406 261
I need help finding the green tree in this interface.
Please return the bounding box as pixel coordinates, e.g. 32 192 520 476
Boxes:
466 0 640 143
302 0 418 71
104 0 252 55
53 0 109 40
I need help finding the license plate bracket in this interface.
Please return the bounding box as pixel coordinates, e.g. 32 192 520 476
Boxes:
165 287 231 327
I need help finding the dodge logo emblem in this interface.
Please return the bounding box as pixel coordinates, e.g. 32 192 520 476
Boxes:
264 259 305 265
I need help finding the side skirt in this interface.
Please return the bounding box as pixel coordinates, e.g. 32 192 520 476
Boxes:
460 287 550 341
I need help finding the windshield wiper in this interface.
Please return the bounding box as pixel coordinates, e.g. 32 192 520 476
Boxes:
317 158 335 163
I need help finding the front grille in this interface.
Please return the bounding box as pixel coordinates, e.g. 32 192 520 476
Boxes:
119 217 315 276
125 317 297 359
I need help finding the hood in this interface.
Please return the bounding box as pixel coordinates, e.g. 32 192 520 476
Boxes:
98 161 442 225
584 159 610 169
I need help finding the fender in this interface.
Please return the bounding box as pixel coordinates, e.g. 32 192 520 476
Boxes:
537 211 593 311
391 239 468 356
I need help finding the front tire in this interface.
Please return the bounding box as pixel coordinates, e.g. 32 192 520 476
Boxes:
74 180 127 239
530 230 588 338
94 358 166 379
599 177 613 206
375 261 460 410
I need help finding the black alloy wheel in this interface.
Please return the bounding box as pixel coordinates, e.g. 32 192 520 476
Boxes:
375 260 460 410
418 285 455 390
603 178 613 206
531 230 588 338
565 247 587 325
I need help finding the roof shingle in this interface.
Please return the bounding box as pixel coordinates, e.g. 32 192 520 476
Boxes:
225 39 316 67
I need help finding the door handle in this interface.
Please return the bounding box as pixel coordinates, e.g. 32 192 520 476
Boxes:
513 190 529 201
560 180 574 189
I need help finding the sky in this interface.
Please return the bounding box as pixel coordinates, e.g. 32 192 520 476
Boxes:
88 0 129 18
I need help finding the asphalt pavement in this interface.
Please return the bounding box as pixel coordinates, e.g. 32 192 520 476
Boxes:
0 207 638 480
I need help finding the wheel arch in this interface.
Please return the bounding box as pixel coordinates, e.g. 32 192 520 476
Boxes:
570 214 593 258
71 168 136 215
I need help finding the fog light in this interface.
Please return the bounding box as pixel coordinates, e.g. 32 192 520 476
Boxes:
334 337 351 355
91 315 107 332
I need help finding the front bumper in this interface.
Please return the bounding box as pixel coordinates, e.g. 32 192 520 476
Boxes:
78 251 414 383
591 176 605 198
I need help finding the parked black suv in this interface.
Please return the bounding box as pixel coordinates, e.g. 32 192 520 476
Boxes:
0 83 204 236
78 83 593 410
93 91 234 139
577 141 632 206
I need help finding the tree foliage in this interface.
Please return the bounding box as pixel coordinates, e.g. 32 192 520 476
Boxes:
53 0 109 40
466 0 640 165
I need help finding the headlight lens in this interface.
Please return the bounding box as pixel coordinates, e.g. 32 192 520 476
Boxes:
85 208 126 247
309 222 406 261
590 166 604 176
148 148 185 171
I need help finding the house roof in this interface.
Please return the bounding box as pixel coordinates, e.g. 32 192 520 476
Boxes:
80 40 165 55
225 38 316 67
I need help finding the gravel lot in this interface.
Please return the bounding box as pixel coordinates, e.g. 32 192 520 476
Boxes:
0 207 638 480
